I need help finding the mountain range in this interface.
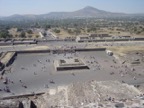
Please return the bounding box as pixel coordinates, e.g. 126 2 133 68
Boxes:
0 6 144 21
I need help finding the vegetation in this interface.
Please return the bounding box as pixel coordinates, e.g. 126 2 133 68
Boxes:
53 28 60 33
0 30 12 38
43 32 47 36
27 29 33 34
0 16 144 38
20 31 26 38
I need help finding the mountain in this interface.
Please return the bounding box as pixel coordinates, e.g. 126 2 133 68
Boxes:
0 6 143 21
69 6 127 17
0 14 38 21
40 6 127 19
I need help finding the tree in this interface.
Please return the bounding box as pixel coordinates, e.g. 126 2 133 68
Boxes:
15 34 18 37
45 25 51 30
87 29 91 33
67 29 73 34
142 28 144 31
0 30 12 38
36 35 39 38
53 29 60 33
136 31 141 34
27 30 33 34
43 32 47 36
17 28 23 32
20 32 26 38
34 22 40 28
74 29 81 35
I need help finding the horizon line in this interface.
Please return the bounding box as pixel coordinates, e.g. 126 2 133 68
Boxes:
1 6 144 17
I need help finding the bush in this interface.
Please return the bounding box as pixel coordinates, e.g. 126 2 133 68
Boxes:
53 29 60 33
0 30 12 38
20 32 26 38
27 30 33 34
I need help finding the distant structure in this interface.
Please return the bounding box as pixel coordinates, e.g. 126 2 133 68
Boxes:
76 33 111 42
75 33 138 42
89 34 111 39
76 35 90 42
112 35 131 39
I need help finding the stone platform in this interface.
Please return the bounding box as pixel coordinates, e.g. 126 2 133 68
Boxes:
54 58 89 71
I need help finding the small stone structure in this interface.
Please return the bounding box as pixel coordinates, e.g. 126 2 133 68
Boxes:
106 50 113 56
54 58 89 71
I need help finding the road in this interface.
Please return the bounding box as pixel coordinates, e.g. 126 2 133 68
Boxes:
1 40 144 52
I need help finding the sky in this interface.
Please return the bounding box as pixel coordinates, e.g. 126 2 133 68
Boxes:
0 0 144 16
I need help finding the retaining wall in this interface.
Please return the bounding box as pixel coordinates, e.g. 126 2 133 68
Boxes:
77 38 144 43
134 38 144 41
16 50 50 54
16 48 106 54
57 65 89 71
0 52 17 67
1 92 44 100
0 41 37 46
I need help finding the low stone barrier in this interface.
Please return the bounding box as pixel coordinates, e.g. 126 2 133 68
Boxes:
134 38 144 41
1 92 44 100
16 50 50 54
13 41 37 45
16 48 106 54
75 48 106 51
0 41 37 46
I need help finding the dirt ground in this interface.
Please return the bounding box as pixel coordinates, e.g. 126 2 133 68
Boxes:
35 80 142 108
0 80 143 108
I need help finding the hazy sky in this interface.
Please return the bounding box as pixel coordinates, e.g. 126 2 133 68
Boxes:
0 0 144 16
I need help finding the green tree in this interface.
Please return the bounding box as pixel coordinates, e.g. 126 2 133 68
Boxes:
74 29 81 35
36 35 39 38
0 30 12 38
17 28 23 32
87 29 91 33
20 32 26 38
43 32 47 36
45 25 51 30
67 29 73 34
27 30 33 34
53 29 60 33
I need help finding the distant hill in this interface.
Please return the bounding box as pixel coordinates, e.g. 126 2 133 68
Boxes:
0 6 144 21
44 6 126 18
